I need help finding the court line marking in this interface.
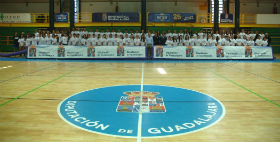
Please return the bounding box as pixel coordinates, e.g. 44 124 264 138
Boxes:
2 96 279 102
189 64 280 108
137 61 145 142
220 62 280 84
212 71 280 108
0 64 55 84
0 66 84 107
57 84 226 139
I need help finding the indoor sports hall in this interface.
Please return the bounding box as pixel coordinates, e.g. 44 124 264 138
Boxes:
0 0 280 142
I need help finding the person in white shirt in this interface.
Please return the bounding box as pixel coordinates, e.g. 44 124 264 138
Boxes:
259 31 265 40
239 29 246 39
34 30 39 38
89 34 97 46
73 34 81 46
178 35 184 46
123 34 130 46
134 30 141 38
193 32 198 39
183 35 190 46
189 35 196 46
217 37 222 46
51 34 58 45
178 30 184 39
201 36 207 46
262 37 268 46
46 34 52 45
96 34 102 46
213 31 220 39
173 36 178 46
123 29 129 37
140 34 146 46
255 35 263 46
25 34 32 47
39 34 47 45
68 34 75 46
60 34 68 45
195 35 202 46
88 30 94 38
134 35 141 46
31 34 38 46
165 36 173 46
81 29 88 38
106 34 114 46
172 30 178 39
127 34 134 46
18 35 25 50
105 29 111 38
241 36 247 46
249 31 256 40
94 29 100 37
247 37 255 46
166 30 172 38
111 29 116 37
112 34 119 46
224 36 231 46
220 35 227 46
100 34 107 46
235 35 243 46
208 36 217 46
198 29 204 39
116 29 123 38
118 35 125 46
80 35 87 46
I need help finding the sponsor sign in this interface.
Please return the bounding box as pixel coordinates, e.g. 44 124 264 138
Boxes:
153 46 273 59
27 45 146 59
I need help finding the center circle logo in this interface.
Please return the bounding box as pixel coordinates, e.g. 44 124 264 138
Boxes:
58 85 226 138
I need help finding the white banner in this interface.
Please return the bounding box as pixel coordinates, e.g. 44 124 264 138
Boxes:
154 46 273 59
28 45 146 59
0 13 32 23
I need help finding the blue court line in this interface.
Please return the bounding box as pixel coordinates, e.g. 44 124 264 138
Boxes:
0 57 280 63
0 64 55 85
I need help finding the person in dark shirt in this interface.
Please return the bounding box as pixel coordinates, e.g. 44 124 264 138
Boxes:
264 32 271 46
13 32 19 52
159 31 167 45
153 32 160 45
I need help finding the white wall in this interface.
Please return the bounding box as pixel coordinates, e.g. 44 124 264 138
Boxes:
230 2 280 14
257 14 280 24
0 2 59 13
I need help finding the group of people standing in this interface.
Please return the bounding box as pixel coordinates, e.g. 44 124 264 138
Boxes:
13 28 271 53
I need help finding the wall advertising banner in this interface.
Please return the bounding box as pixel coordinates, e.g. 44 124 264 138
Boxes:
148 13 196 23
153 46 273 59
220 13 233 23
92 13 140 22
55 13 68 22
28 45 146 59
0 13 32 23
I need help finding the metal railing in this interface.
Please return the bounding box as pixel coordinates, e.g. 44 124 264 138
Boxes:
0 36 13 46
31 13 49 23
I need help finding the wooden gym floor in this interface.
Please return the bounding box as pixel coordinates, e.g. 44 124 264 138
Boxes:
0 60 280 142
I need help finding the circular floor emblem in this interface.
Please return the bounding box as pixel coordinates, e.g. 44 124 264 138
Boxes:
58 85 225 138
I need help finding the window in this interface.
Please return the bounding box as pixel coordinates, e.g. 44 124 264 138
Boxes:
74 0 79 23
211 0 224 23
